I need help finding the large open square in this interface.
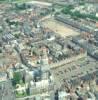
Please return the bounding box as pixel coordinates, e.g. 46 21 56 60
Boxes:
42 18 80 37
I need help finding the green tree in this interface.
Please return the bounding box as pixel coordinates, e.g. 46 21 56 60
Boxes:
0 49 2 53
14 34 20 39
13 72 22 85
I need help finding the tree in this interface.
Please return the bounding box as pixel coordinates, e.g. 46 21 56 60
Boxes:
13 72 22 85
14 34 20 39
0 49 2 53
